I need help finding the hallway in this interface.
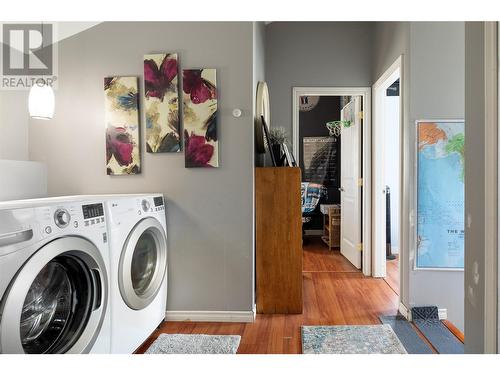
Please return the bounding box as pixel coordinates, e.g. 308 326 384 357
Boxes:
137 237 399 354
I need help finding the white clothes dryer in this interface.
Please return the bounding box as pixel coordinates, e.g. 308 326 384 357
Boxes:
102 194 168 354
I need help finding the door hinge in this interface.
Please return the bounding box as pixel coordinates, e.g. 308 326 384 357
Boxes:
357 178 363 187
357 243 363 251
358 111 364 120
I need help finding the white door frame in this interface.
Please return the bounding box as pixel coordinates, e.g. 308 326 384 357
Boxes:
372 56 403 279
292 87 372 276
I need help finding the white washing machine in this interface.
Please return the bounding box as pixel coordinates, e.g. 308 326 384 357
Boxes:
103 194 168 354
0 197 111 354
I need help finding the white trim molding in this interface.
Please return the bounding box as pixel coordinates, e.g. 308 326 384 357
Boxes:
165 310 255 323
292 86 372 277
372 56 403 280
398 302 410 320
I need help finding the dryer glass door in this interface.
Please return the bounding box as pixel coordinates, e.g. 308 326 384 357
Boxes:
0 237 108 354
119 217 167 310
131 230 158 296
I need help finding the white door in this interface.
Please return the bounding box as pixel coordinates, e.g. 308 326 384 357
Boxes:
340 96 362 269
372 64 401 277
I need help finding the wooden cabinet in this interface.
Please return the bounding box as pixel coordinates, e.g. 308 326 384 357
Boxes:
255 167 302 314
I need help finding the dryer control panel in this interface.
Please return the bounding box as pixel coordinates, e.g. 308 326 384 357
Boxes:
152 196 164 212
139 196 165 214
153 196 163 207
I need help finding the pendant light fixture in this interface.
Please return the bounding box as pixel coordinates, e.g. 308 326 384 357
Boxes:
29 78 55 120
28 22 55 120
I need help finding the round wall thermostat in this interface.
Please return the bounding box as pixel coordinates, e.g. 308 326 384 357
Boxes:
232 108 242 118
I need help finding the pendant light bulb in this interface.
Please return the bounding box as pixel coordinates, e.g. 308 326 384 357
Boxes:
29 78 55 120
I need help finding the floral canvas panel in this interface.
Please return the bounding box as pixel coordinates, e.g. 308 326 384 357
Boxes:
104 76 140 175
183 69 218 168
144 53 180 153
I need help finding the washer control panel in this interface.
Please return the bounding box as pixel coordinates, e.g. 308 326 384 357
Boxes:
82 203 105 227
54 208 71 228
35 202 106 239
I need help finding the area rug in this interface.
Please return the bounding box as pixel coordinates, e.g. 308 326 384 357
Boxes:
145 334 241 354
301 325 407 354
411 306 464 354
379 315 433 354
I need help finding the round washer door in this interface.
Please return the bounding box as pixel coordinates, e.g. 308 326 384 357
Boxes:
119 217 167 310
0 237 108 354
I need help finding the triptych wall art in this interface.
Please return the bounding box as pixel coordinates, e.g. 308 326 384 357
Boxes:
104 76 141 175
103 54 219 173
144 53 181 153
183 69 218 168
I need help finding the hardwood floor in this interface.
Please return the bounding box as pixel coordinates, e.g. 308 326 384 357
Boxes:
385 254 400 295
442 320 465 343
303 237 358 272
136 236 399 354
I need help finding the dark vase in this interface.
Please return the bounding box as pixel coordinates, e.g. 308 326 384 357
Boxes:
271 144 283 166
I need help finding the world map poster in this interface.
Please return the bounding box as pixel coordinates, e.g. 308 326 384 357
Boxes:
416 120 464 269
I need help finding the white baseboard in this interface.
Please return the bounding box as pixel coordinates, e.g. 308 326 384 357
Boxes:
165 310 255 323
398 302 410 320
438 308 447 320
402 305 447 321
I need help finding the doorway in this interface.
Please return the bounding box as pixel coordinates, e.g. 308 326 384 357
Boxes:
292 87 371 275
372 57 403 298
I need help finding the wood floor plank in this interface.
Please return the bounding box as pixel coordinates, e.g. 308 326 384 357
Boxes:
385 255 400 295
136 237 399 354
303 237 359 272
442 320 465 343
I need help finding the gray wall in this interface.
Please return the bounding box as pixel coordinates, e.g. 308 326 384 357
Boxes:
28 22 256 313
408 22 465 331
372 22 410 81
251 21 265 305
265 22 374 146
373 22 465 330
253 22 266 90
253 22 266 167
0 89 29 160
